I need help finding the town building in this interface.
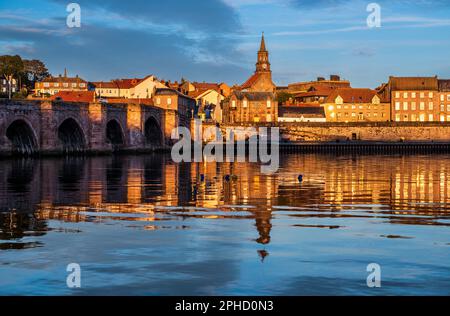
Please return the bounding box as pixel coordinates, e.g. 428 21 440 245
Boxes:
287 75 351 95
35 70 88 96
154 88 195 117
223 33 278 123
92 75 166 99
323 88 390 122
181 81 231 97
379 76 448 122
189 89 225 122
278 105 326 123
1 77 19 96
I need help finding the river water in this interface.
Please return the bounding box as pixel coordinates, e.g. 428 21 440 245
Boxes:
0 154 449 295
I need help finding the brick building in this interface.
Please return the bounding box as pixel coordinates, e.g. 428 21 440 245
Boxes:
380 76 447 122
1 77 19 96
223 33 278 123
323 88 390 122
35 70 87 96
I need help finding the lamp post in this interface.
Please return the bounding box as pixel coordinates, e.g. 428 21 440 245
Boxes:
7 75 12 100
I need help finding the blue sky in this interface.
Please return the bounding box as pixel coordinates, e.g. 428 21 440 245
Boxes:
1 0 450 88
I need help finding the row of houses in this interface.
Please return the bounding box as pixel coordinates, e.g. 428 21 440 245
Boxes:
32 70 233 122
28 34 450 125
275 76 450 123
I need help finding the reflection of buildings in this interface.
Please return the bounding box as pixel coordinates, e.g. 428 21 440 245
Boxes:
1 155 450 244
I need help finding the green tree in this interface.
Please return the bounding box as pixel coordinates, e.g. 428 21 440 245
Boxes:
0 55 24 78
277 91 293 105
23 59 50 88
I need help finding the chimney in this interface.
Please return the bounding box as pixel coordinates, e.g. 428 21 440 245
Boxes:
330 75 340 81
317 77 325 81
64 68 67 78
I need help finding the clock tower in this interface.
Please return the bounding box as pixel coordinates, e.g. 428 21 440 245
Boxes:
256 32 270 73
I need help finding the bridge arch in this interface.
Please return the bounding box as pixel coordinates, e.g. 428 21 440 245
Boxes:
6 119 38 155
106 119 125 150
57 118 87 154
144 116 163 147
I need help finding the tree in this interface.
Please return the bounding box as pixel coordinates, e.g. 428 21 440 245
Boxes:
0 55 24 78
0 55 24 99
23 59 49 88
277 91 293 105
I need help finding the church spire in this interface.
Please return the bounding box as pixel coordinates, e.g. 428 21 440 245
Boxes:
259 32 266 52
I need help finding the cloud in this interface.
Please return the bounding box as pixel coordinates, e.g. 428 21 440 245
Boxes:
50 0 241 33
0 0 249 84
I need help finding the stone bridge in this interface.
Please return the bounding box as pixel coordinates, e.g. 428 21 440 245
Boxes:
0 99 187 156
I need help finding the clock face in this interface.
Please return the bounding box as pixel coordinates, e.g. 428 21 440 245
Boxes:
262 64 267 69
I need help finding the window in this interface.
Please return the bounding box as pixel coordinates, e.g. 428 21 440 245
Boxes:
2 79 5 84
11 87 16 92
80 83 86 88
395 92 400 98
429 92 433 98
167 97 172 105
411 102 416 111
337 105 341 109
447 95 450 102
395 114 401 121
243 99 248 108
441 104 445 112
403 102 408 110
232 100 236 108
411 114 416 121
44 82 50 87
352 105 356 109
54 83 59 87
448 104 450 112
429 114 434 121
429 102 433 110
395 102 401 111
441 95 445 102
156 97 161 105
403 92 408 98
420 92 425 98
1 87 6 92
63 83 69 87
441 115 445 122
419 113 425 122
420 102 425 110
412 92 416 98
267 100 271 108
351 113 356 117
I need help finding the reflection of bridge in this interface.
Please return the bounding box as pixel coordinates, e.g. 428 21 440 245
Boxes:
0 100 188 155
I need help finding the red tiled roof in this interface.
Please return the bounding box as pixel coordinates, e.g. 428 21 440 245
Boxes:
294 86 335 98
91 78 145 89
192 82 220 91
51 91 95 103
240 73 261 90
326 88 377 103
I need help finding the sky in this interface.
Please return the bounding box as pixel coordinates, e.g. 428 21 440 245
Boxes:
1 0 450 88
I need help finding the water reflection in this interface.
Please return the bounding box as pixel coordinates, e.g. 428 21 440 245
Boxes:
0 154 450 295
1 154 450 243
